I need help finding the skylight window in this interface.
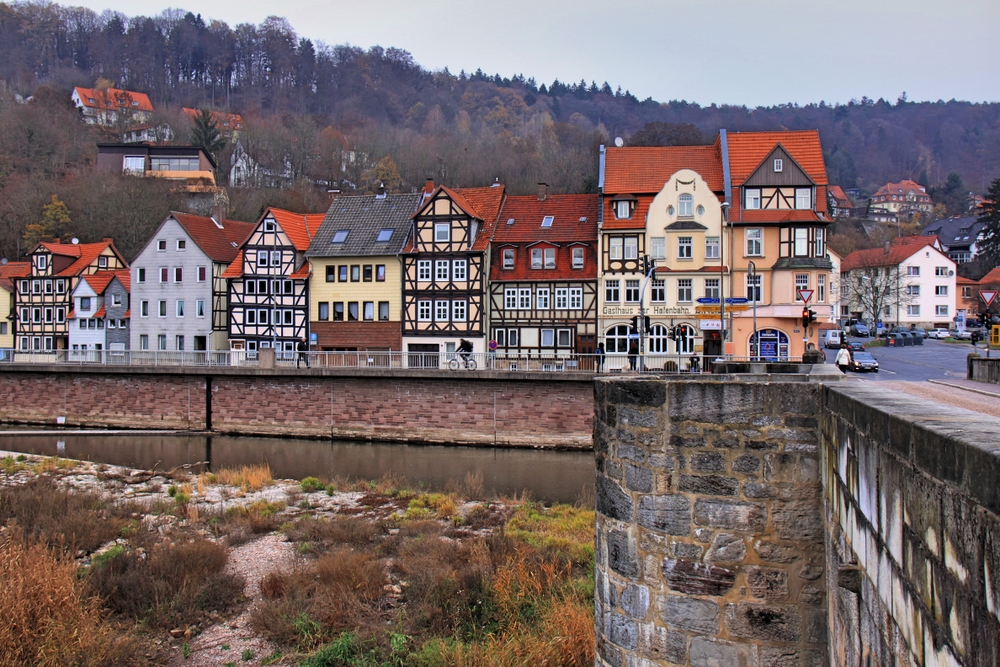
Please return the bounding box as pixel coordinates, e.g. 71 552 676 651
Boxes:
541 216 554 228
376 229 393 243
331 231 349 244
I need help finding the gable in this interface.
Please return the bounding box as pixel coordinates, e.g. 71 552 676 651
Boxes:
743 145 814 187
414 189 476 220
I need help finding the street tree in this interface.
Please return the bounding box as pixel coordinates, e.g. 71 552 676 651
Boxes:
841 250 917 328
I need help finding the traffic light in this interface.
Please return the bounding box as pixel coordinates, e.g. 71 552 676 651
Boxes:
643 315 651 333
971 330 983 345
630 315 639 332
678 326 688 346
801 308 816 327
668 325 677 341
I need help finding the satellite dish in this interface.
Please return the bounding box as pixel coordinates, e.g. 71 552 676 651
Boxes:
614 137 624 147
0 258 7 266
71 238 80 244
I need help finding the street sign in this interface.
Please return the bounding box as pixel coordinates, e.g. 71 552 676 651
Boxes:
699 320 722 330
697 305 750 313
797 289 814 304
697 297 721 304
725 297 749 304
981 290 998 308
488 339 498 351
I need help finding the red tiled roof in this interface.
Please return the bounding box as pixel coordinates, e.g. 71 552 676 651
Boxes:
979 267 1000 285
94 305 106 318
67 309 75 319
171 212 254 263
957 276 979 285
490 242 597 281
221 250 244 279
492 195 598 243
73 86 154 112
36 240 125 277
655 265 728 273
290 263 311 280
724 130 828 186
873 179 930 199
732 209 824 224
408 185 506 253
266 208 323 252
841 236 943 272
602 197 655 231
123 309 130 318
828 185 853 207
80 269 131 295
181 108 244 131
603 145 724 194
0 261 30 293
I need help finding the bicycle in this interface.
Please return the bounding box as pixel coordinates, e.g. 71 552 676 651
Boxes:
448 354 477 371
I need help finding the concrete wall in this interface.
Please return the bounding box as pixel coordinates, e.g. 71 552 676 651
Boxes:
593 375 828 666
822 383 1000 667
968 355 1000 385
0 366 593 448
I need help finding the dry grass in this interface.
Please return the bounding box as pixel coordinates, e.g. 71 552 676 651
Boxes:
284 515 377 550
505 503 596 565
406 493 459 521
213 463 274 492
0 533 147 667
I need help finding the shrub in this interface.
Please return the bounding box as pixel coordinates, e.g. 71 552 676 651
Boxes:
300 477 325 493
285 515 377 550
406 493 458 520
214 464 274 492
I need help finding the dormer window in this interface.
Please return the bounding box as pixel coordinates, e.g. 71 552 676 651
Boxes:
434 223 450 242
615 200 631 219
745 188 761 210
541 216 554 228
572 247 584 268
98 257 108 268
37 255 47 270
678 194 694 217
376 229 393 243
774 158 783 172
263 220 276 233
531 248 543 269
331 230 349 244
503 248 515 269
87 97 95 104
544 248 556 269
80 297 91 311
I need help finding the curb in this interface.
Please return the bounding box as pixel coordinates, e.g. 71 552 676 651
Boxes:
926 379 1000 399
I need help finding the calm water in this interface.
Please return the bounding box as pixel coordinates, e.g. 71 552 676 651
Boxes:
0 429 595 504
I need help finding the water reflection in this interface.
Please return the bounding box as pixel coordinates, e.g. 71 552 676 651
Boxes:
0 431 594 504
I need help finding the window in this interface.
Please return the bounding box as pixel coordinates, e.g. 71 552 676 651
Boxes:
123 156 145 173
651 279 665 302
363 265 373 282
609 237 623 260
841 305 850 317
558 329 572 347
326 265 336 282
318 302 329 320
31 308 40 323
158 300 167 317
31 280 40 294
678 194 694 217
364 302 374 321
157 240 166 251
348 302 359 321
160 267 168 283
677 279 693 303
197 266 207 282
453 260 467 281
531 249 543 269
196 300 205 318
705 237 720 259
745 188 761 210
541 329 555 347
507 329 519 347
158 335 167 351
112 293 122 306
963 286 973 298
141 300 149 317
794 228 809 256
80 296 92 311
351 265 360 282
605 324 631 353
572 247 585 268
505 288 518 310
434 223 450 242
176 239 186 251
841 283 849 297
605 280 620 302
44 280 52 294
814 229 824 256
615 200 631 219
773 158 783 172
270 250 281 267
140 335 148 350
518 288 532 309
331 230 349 244
435 260 449 281
333 302 344 321
746 229 763 256
936 305 949 317
452 300 466 322
56 308 65 323
795 189 811 209
794 274 809 301
174 267 183 282
541 216 554 228
747 274 762 302
376 265 386 281
536 288 550 309
818 274 826 302
175 335 184 351
643 237 665 261
44 307 53 323
907 305 921 316
263 220 276 233
705 279 720 299
625 280 640 303
19 307 28 323
555 288 568 309
378 302 389 321
935 286 948 296
56 280 65 294
503 249 515 269
376 229 393 242
435 300 449 321
677 237 693 259
544 248 556 269
257 251 268 268
624 237 638 260
176 300 185 317
418 260 432 281
907 266 920 276
935 267 949 276
151 157 201 172
906 285 920 296
569 288 583 309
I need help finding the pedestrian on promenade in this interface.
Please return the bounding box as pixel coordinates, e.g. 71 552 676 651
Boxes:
595 343 605 373
628 338 639 371
296 337 310 369
835 343 851 374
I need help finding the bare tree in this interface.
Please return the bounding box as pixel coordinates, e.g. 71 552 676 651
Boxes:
841 255 916 328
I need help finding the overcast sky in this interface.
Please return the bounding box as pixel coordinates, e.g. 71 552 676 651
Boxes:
72 0 997 107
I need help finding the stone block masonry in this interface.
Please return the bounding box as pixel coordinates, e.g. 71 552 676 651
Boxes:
594 376 828 667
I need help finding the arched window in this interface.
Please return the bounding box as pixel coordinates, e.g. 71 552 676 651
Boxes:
605 325 631 353
676 323 696 354
648 324 669 353
749 328 789 360
678 194 694 217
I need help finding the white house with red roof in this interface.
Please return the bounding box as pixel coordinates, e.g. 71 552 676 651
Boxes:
68 270 130 357
487 187 599 362
71 86 154 128
869 179 934 222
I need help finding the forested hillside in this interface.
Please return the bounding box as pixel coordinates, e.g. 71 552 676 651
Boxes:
1 1 998 262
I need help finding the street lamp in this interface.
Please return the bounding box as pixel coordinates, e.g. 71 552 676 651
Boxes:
719 202 730 353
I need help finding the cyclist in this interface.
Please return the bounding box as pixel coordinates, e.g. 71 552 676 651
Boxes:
457 338 473 368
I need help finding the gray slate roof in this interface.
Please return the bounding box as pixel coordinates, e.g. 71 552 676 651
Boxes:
306 193 422 258
921 216 985 248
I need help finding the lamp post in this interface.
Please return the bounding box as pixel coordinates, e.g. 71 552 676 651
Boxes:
720 202 730 354
748 260 757 359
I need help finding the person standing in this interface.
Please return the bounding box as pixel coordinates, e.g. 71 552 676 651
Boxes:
595 342 605 373
835 343 851 374
628 338 639 371
296 337 310 369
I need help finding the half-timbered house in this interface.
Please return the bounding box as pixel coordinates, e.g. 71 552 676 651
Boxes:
488 190 599 359
14 239 127 354
224 208 322 358
0 262 30 350
400 181 504 363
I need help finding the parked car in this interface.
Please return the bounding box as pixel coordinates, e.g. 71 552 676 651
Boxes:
850 323 870 337
821 329 845 349
911 327 927 339
953 329 973 340
848 341 866 352
849 351 879 372
926 328 951 339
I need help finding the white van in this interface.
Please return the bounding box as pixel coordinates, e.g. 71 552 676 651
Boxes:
821 329 844 349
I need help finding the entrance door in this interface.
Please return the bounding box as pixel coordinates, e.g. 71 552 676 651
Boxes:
749 329 789 360
408 343 439 369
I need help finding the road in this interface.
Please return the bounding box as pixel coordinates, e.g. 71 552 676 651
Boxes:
823 337 983 382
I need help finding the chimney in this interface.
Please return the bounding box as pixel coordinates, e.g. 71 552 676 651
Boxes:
376 182 386 198
212 203 226 224
327 189 340 205
538 182 548 201
883 240 891 255
52 238 60 244
423 178 435 194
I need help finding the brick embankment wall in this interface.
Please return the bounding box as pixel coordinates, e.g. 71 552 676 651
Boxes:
823 383 1000 667
593 376 827 666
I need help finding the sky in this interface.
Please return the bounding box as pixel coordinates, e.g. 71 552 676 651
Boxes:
70 0 998 107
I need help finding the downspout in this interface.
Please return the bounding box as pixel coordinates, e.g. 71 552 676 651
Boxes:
597 145 606 350
719 130 732 349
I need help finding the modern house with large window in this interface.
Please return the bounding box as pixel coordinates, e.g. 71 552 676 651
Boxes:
306 192 421 351
400 180 504 364
224 208 322 358
131 212 253 353
487 189 599 359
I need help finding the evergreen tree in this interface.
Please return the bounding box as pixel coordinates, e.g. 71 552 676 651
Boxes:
190 109 226 170
977 178 1000 265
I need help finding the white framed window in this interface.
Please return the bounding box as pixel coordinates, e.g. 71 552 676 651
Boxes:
137 268 146 283
44 307 52 323
418 300 432 321
678 237 693 259
503 249 515 269
123 156 145 173
159 267 168 283
31 280 39 294
773 158 783 172
111 293 122 306
705 236 720 260
747 274 762 302
44 280 52 294
557 329 572 347
650 237 665 259
140 335 149 350
814 229 824 256
263 220 276 233
906 285 921 296
140 300 149 317
746 228 763 256
176 300 185 317
99 256 110 269
31 307 40 323
158 334 167 350
518 288 532 309
507 329 519 347
435 260 449 281
705 278 720 299
935 286 948 296
794 274 809 301
935 267 949 276
418 260 432 281
555 288 568 309
615 200 630 219
678 194 694 217
256 251 268 268
795 189 811 209
531 248 543 269
196 300 206 317
624 237 638 260
907 266 920 276
569 288 583 309
625 280 640 303
270 250 281 267
434 223 450 242
745 188 761 210
435 300 450 321
452 300 466 322
609 237 623 260
936 305 949 316
605 280 620 302
176 239 186 251
544 248 556 269
818 274 826 302
158 300 167 317
651 279 665 302
677 279 693 302
197 266 207 282
536 288 550 309
56 307 65 323
505 288 518 310
541 329 555 347
174 267 183 282
794 228 809 256
908 305 921 316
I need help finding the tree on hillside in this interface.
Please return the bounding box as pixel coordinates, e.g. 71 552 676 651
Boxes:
976 177 1000 266
626 122 708 147
930 171 968 216
190 109 226 176
23 195 72 248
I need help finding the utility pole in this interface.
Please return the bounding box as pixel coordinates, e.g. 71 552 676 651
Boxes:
637 255 656 372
